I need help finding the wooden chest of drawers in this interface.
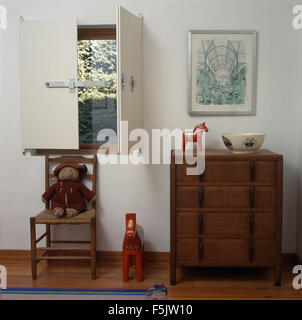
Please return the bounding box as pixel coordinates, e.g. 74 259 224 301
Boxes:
170 150 283 286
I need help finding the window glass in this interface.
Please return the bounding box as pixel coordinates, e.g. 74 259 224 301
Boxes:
78 39 117 144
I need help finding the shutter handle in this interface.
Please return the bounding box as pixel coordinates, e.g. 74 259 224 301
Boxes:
121 73 126 89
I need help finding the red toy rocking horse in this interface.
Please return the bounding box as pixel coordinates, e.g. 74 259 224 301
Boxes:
123 213 144 281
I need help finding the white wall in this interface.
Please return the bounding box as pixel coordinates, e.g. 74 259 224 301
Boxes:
0 0 300 252
295 28 302 261
296 141 302 260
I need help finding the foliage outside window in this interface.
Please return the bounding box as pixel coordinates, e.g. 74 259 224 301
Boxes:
78 39 117 144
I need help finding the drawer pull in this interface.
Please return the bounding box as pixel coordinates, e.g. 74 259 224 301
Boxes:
200 171 203 181
250 160 255 181
199 239 203 261
199 186 203 207
249 239 254 262
199 212 203 234
249 186 254 208
249 212 254 235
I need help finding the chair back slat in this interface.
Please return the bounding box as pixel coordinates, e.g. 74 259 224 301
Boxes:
48 156 94 163
45 155 97 210
49 173 93 179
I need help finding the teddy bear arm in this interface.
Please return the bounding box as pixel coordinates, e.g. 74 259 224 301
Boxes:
79 183 96 201
42 183 57 202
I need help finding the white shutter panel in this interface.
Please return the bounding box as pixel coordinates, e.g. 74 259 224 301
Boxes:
117 6 143 154
20 18 79 150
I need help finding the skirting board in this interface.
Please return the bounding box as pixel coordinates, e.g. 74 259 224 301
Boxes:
0 250 299 266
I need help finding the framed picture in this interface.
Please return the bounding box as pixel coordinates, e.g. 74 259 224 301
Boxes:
188 30 257 115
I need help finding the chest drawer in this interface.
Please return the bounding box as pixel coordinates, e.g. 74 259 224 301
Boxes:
202 212 250 237
253 186 276 208
177 212 276 237
177 212 250 237
176 160 277 184
253 213 276 236
176 164 200 185
202 239 250 263
176 186 276 209
176 238 250 264
176 186 201 208
203 186 250 208
177 212 201 236
176 238 276 265
253 239 276 263
176 238 200 264
202 239 276 264
202 160 250 182
254 161 277 183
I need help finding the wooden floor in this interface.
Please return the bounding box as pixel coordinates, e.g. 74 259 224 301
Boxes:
2 257 302 300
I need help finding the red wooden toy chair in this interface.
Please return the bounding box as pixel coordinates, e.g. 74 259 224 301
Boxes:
123 213 144 281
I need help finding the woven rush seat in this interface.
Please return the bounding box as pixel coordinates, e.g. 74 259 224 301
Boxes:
35 209 95 224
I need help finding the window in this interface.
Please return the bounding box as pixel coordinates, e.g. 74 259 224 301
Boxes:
78 28 117 147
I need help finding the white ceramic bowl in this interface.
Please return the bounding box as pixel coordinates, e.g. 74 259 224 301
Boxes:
221 133 265 154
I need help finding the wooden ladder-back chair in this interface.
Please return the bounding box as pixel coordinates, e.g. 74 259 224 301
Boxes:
30 155 97 280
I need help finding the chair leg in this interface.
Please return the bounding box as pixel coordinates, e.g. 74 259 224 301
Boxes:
274 259 282 286
123 249 130 282
136 250 143 281
90 217 97 280
30 217 37 280
46 224 51 265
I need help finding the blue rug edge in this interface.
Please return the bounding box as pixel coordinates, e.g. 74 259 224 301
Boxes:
0 288 148 296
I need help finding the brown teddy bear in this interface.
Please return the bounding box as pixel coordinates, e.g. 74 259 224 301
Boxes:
42 162 96 218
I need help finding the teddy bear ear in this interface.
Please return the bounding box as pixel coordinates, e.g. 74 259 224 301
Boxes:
79 164 88 178
53 163 64 176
